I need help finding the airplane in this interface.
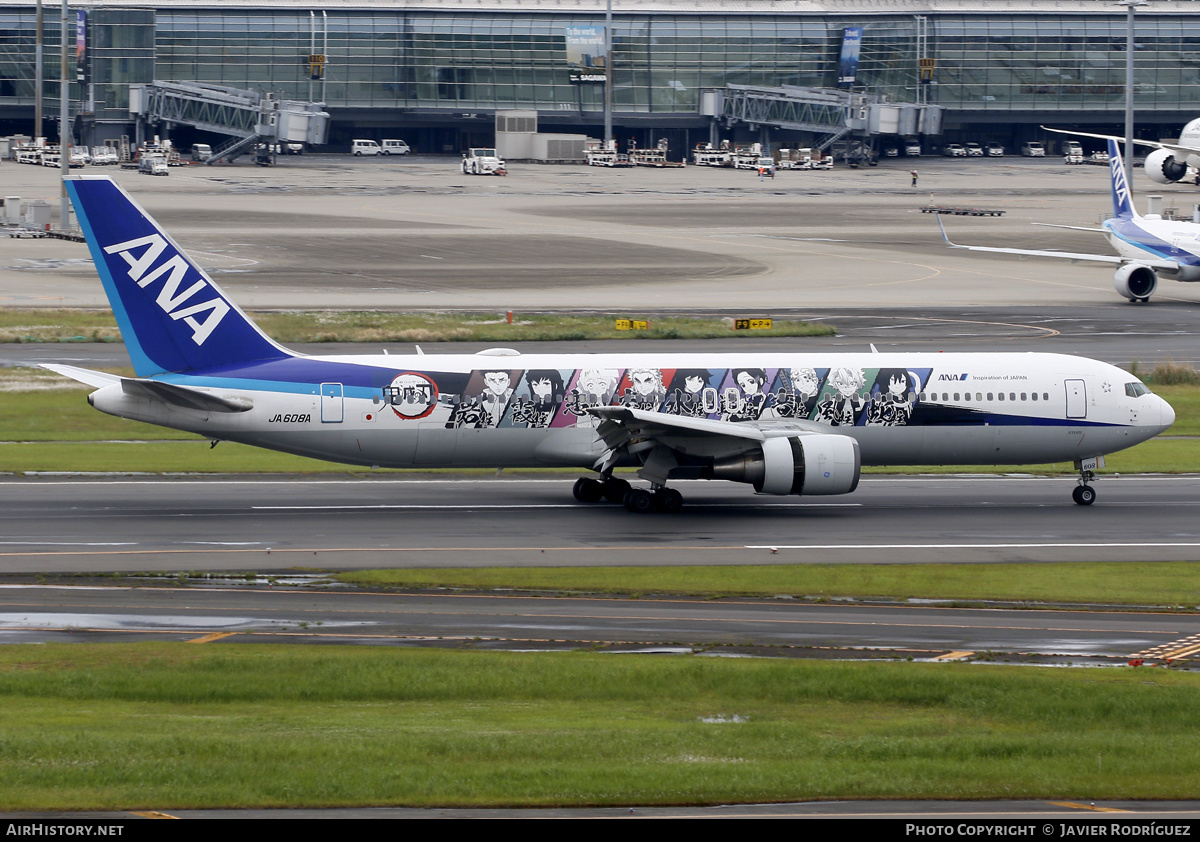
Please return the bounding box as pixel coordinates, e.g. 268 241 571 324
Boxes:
43 175 1173 511
1043 121 1200 188
938 138 1200 303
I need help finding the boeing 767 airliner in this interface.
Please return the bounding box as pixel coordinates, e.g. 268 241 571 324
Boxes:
44 176 1173 511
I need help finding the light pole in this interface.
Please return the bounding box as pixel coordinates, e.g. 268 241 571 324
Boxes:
1119 0 1147 183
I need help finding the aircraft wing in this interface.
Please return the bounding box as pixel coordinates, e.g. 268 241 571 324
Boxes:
936 216 1179 270
42 363 252 413
1041 126 1197 158
1031 223 1108 233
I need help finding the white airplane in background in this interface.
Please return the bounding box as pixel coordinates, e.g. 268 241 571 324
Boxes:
939 138 1200 302
44 176 1173 511
1044 121 1200 188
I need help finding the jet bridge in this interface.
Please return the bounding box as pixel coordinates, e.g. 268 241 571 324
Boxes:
705 84 941 151
128 81 330 164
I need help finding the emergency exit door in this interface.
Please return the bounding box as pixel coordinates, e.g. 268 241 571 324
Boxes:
320 382 344 423
1064 379 1087 419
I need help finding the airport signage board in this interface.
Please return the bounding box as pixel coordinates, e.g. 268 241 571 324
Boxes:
566 26 607 83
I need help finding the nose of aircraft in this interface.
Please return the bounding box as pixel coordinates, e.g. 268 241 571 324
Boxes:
1158 395 1176 432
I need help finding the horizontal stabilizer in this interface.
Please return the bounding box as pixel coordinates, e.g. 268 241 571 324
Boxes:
120 379 253 413
39 363 121 389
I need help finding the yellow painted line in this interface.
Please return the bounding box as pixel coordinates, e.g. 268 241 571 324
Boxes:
934 651 974 660
129 811 179 819
1048 802 1131 813
188 632 236 644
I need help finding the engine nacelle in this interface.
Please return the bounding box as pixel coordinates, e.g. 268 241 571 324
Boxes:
1113 263 1158 301
1143 148 1189 185
711 434 861 496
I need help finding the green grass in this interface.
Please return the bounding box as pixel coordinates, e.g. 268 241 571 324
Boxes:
336 561 1200 606
0 308 834 344
0 644 1198 809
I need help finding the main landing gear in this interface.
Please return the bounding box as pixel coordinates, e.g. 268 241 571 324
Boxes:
1072 467 1097 506
572 476 684 513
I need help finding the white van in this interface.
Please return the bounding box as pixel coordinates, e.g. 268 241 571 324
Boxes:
1021 141 1045 157
351 139 381 156
191 143 212 162
381 139 411 156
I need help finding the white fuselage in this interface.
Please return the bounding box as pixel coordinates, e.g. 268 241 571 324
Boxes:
86 350 1172 471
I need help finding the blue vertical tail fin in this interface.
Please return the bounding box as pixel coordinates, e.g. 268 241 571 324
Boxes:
1107 138 1137 220
64 176 293 377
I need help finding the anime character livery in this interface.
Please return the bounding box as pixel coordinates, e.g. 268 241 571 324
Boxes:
46 176 1174 514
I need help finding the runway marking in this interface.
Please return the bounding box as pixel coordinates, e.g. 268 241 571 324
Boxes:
188 632 236 644
7 541 1200 558
1048 802 1131 813
1133 633 1200 660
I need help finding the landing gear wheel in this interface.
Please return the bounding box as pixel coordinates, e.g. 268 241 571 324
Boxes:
1072 485 1096 506
654 488 684 513
602 477 631 503
572 477 605 504
623 487 655 514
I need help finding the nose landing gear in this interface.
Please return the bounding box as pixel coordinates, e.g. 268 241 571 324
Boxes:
1072 465 1097 506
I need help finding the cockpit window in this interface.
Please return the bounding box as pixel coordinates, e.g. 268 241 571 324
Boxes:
1125 382 1151 398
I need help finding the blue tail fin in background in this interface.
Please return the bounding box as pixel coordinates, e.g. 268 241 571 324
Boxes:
1108 138 1137 220
65 176 293 377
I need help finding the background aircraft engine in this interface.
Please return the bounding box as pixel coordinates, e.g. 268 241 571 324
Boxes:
1143 148 1189 185
711 434 861 496
1113 263 1158 301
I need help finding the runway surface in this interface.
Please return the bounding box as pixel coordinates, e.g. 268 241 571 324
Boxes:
2 474 1198 572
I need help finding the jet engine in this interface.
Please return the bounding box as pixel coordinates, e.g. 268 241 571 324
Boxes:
711 434 861 496
1113 263 1158 301
1143 148 1190 185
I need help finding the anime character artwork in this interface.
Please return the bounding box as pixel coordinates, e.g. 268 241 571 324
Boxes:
507 369 568 428
721 368 772 422
865 368 919 426
555 368 622 428
663 369 716 418
773 367 824 419
446 369 520 428
618 368 669 412
814 366 867 426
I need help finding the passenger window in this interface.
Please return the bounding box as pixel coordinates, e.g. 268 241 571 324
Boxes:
1020 393 1027 401
1031 392 1038 401
998 393 1005 401
987 393 993 401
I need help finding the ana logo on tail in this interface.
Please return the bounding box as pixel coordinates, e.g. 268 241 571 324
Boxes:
103 234 230 345
1109 140 1134 217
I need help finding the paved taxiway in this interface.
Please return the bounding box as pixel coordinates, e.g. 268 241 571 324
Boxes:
6 153 1200 313
2 573 1197 664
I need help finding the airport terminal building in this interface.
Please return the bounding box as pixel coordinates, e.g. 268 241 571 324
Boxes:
1 0 1198 154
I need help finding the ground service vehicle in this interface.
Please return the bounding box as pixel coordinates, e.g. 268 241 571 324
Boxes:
461 148 506 175
351 140 381 156
47 175 1175 512
1022 141 1046 157
381 139 410 155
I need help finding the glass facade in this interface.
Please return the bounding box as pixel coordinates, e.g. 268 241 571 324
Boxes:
1 6 1197 129
932 14 1200 112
